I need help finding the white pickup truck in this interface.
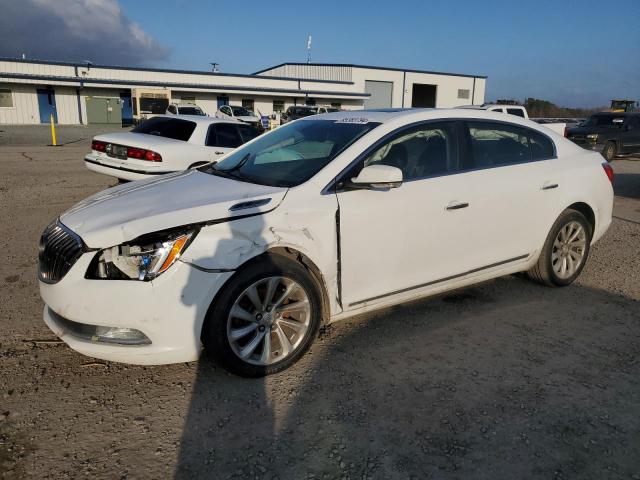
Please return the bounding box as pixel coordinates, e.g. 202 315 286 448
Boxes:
458 104 569 136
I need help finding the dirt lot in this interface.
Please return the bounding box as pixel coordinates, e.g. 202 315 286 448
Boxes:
1 137 639 479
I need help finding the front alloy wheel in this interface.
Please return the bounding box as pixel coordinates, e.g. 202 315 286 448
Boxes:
202 255 322 376
227 276 311 366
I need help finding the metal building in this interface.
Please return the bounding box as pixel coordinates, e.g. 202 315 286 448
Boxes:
0 58 486 125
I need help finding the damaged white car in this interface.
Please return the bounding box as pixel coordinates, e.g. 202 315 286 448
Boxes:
38 109 613 376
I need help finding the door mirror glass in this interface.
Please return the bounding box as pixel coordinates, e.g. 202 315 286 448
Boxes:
349 165 403 190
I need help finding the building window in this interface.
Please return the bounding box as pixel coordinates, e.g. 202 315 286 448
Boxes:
181 96 196 104
305 98 316 106
242 99 254 111
272 100 285 112
0 89 13 108
457 89 470 100
331 102 342 109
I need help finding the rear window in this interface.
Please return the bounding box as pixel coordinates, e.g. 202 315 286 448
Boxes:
132 117 197 141
177 106 204 115
507 108 525 118
583 114 625 127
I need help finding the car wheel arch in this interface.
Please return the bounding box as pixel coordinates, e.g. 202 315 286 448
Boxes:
199 246 331 343
566 201 595 235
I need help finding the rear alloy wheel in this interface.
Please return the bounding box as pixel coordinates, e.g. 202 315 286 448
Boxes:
602 141 616 162
527 209 592 286
202 255 322 376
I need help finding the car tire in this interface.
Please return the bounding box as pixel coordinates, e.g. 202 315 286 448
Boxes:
527 209 592 287
201 254 322 377
602 141 616 162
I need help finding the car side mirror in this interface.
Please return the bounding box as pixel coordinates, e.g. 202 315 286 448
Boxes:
347 165 403 190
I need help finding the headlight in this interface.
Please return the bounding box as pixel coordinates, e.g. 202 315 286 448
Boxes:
587 133 598 141
87 228 197 281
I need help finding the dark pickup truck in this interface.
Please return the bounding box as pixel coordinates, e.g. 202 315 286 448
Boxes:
566 112 640 161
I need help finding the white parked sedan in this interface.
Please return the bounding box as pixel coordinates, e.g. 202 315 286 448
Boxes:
40 109 613 376
216 105 262 130
84 115 260 181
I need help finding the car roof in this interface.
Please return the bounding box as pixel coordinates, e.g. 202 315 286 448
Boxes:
156 114 240 124
299 107 553 126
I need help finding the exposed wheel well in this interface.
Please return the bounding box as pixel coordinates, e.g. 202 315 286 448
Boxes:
264 247 331 325
208 247 331 326
567 202 595 234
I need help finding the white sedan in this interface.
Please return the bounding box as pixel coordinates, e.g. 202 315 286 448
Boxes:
84 115 259 181
40 108 613 376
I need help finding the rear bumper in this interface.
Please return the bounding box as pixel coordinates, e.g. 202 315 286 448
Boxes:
84 154 175 181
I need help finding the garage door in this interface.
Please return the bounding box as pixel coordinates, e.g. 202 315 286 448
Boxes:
85 97 122 125
364 80 393 109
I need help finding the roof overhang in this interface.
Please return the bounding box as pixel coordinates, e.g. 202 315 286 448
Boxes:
0 72 370 100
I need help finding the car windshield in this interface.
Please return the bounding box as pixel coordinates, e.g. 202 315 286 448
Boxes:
200 119 379 187
131 117 197 141
178 106 204 115
582 114 625 127
231 106 254 117
298 107 318 116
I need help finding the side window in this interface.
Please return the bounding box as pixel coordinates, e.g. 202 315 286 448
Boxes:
490 108 504 113
507 108 526 118
205 125 217 147
238 124 259 143
167 105 176 114
363 122 458 180
466 121 553 168
529 130 555 160
214 124 242 148
221 106 231 116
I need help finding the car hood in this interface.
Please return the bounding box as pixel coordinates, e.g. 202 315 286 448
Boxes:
236 116 260 123
60 170 287 248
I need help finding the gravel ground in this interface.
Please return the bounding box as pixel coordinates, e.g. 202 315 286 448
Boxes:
0 140 639 479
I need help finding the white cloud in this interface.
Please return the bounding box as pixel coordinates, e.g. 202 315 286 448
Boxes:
0 0 169 65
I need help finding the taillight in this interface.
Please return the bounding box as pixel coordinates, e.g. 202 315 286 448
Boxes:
602 163 614 183
144 150 162 162
126 147 162 162
91 140 106 152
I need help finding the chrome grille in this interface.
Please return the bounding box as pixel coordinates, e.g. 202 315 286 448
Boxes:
38 221 84 284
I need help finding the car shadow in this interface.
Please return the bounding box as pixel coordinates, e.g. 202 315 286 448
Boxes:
613 172 640 200
175 260 640 478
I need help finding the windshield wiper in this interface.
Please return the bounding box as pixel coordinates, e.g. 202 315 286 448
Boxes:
215 153 251 174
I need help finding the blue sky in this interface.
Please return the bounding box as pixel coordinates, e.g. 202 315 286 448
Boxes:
2 0 638 107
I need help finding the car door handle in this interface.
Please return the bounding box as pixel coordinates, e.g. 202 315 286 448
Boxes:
446 201 469 210
214 151 225 155
542 182 559 190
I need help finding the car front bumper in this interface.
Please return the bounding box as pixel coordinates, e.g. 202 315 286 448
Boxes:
84 154 175 181
40 252 233 365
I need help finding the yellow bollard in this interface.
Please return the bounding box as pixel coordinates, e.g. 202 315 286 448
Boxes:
49 113 57 146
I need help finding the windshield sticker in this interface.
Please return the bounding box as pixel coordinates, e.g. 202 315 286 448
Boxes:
335 117 370 124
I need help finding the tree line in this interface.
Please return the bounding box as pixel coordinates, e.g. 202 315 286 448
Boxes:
523 98 604 118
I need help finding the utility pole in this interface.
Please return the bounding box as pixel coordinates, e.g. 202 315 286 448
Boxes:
307 35 312 64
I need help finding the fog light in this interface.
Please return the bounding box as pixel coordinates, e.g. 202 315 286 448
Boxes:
92 327 150 345
48 308 151 345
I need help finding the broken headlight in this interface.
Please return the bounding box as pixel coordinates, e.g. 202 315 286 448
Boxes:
87 228 197 281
